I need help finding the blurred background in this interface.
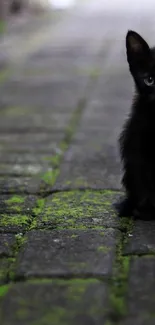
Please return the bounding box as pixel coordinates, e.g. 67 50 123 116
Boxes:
0 0 155 189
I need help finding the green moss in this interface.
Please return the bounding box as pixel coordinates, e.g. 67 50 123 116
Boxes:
97 246 111 253
70 234 78 239
119 217 133 233
0 214 31 227
0 21 5 34
0 69 10 83
33 199 45 215
4 196 27 213
6 196 25 204
41 169 59 186
37 190 121 229
15 234 27 247
109 255 130 320
108 218 131 323
0 285 9 297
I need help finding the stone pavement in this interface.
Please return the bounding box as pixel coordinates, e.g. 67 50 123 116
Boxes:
0 3 155 325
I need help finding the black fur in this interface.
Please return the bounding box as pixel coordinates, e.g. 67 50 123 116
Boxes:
118 30 155 220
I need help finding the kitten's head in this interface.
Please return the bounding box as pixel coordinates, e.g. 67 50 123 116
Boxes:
126 30 155 98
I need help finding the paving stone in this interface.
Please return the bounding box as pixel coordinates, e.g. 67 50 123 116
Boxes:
0 164 45 176
1 77 87 110
0 280 108 325
0 177 40 194
124 221 155 255
125 257 155 325
34 190 121 229
53 147 121 190
0 110 72 131
0 195 36 214
15 229 120 278
0 234 16 257
0 153 57 164
0 133 63 153
53 96 124 191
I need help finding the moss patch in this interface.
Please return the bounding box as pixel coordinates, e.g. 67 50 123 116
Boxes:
0 214 31 231
32 190 121 230
32 199 45 216
0 284 9 297
41 169 60 186
0 279 106 324
6 196 25 204
109 255 130 320
108 215 133 322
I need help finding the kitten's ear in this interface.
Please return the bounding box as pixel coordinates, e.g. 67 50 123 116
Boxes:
126 30 150 67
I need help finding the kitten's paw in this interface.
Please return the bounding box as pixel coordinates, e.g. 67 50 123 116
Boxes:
113 197 133 218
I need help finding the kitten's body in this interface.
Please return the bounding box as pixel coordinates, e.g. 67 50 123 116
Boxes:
119 32 155 219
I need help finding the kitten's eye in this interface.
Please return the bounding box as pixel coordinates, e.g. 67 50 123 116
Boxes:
144 76 154 86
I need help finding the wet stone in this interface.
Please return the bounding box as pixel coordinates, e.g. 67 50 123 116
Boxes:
15 229 120 278
0 280 108 325
34 190 121 229
0 259 10 284
0 164 52 176
0 234 16 257
125 256 155 325
0 177 41 194
0 153 58 164
53 143 121 191
124 221 155 255
1 77 87 110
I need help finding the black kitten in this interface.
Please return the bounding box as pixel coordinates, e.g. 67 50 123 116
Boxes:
118 30 155 220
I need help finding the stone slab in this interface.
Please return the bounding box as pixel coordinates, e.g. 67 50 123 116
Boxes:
33 190 121 229
124 221 155 255
125 257 155 325
0 280 108 325
15 229 120 278
0 234 16 257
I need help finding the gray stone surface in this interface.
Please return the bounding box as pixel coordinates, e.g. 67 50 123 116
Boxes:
0 177 41 194
0 280 108 325
0 234 16 257
125 257 155 325
124 221 155 255
15 229 120 278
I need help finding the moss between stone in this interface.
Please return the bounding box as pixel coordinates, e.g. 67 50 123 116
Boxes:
4 195 28 214
39 98 86 191
97 246 111 253
41 169 60 186
7 279 104 324
33 190 121 230
27 278 100 286
109 255 130 320
0 284 9 297
6 196 25 204
108 215 133 322
32 199 45 215
8 234 28 281
0 214 31 227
